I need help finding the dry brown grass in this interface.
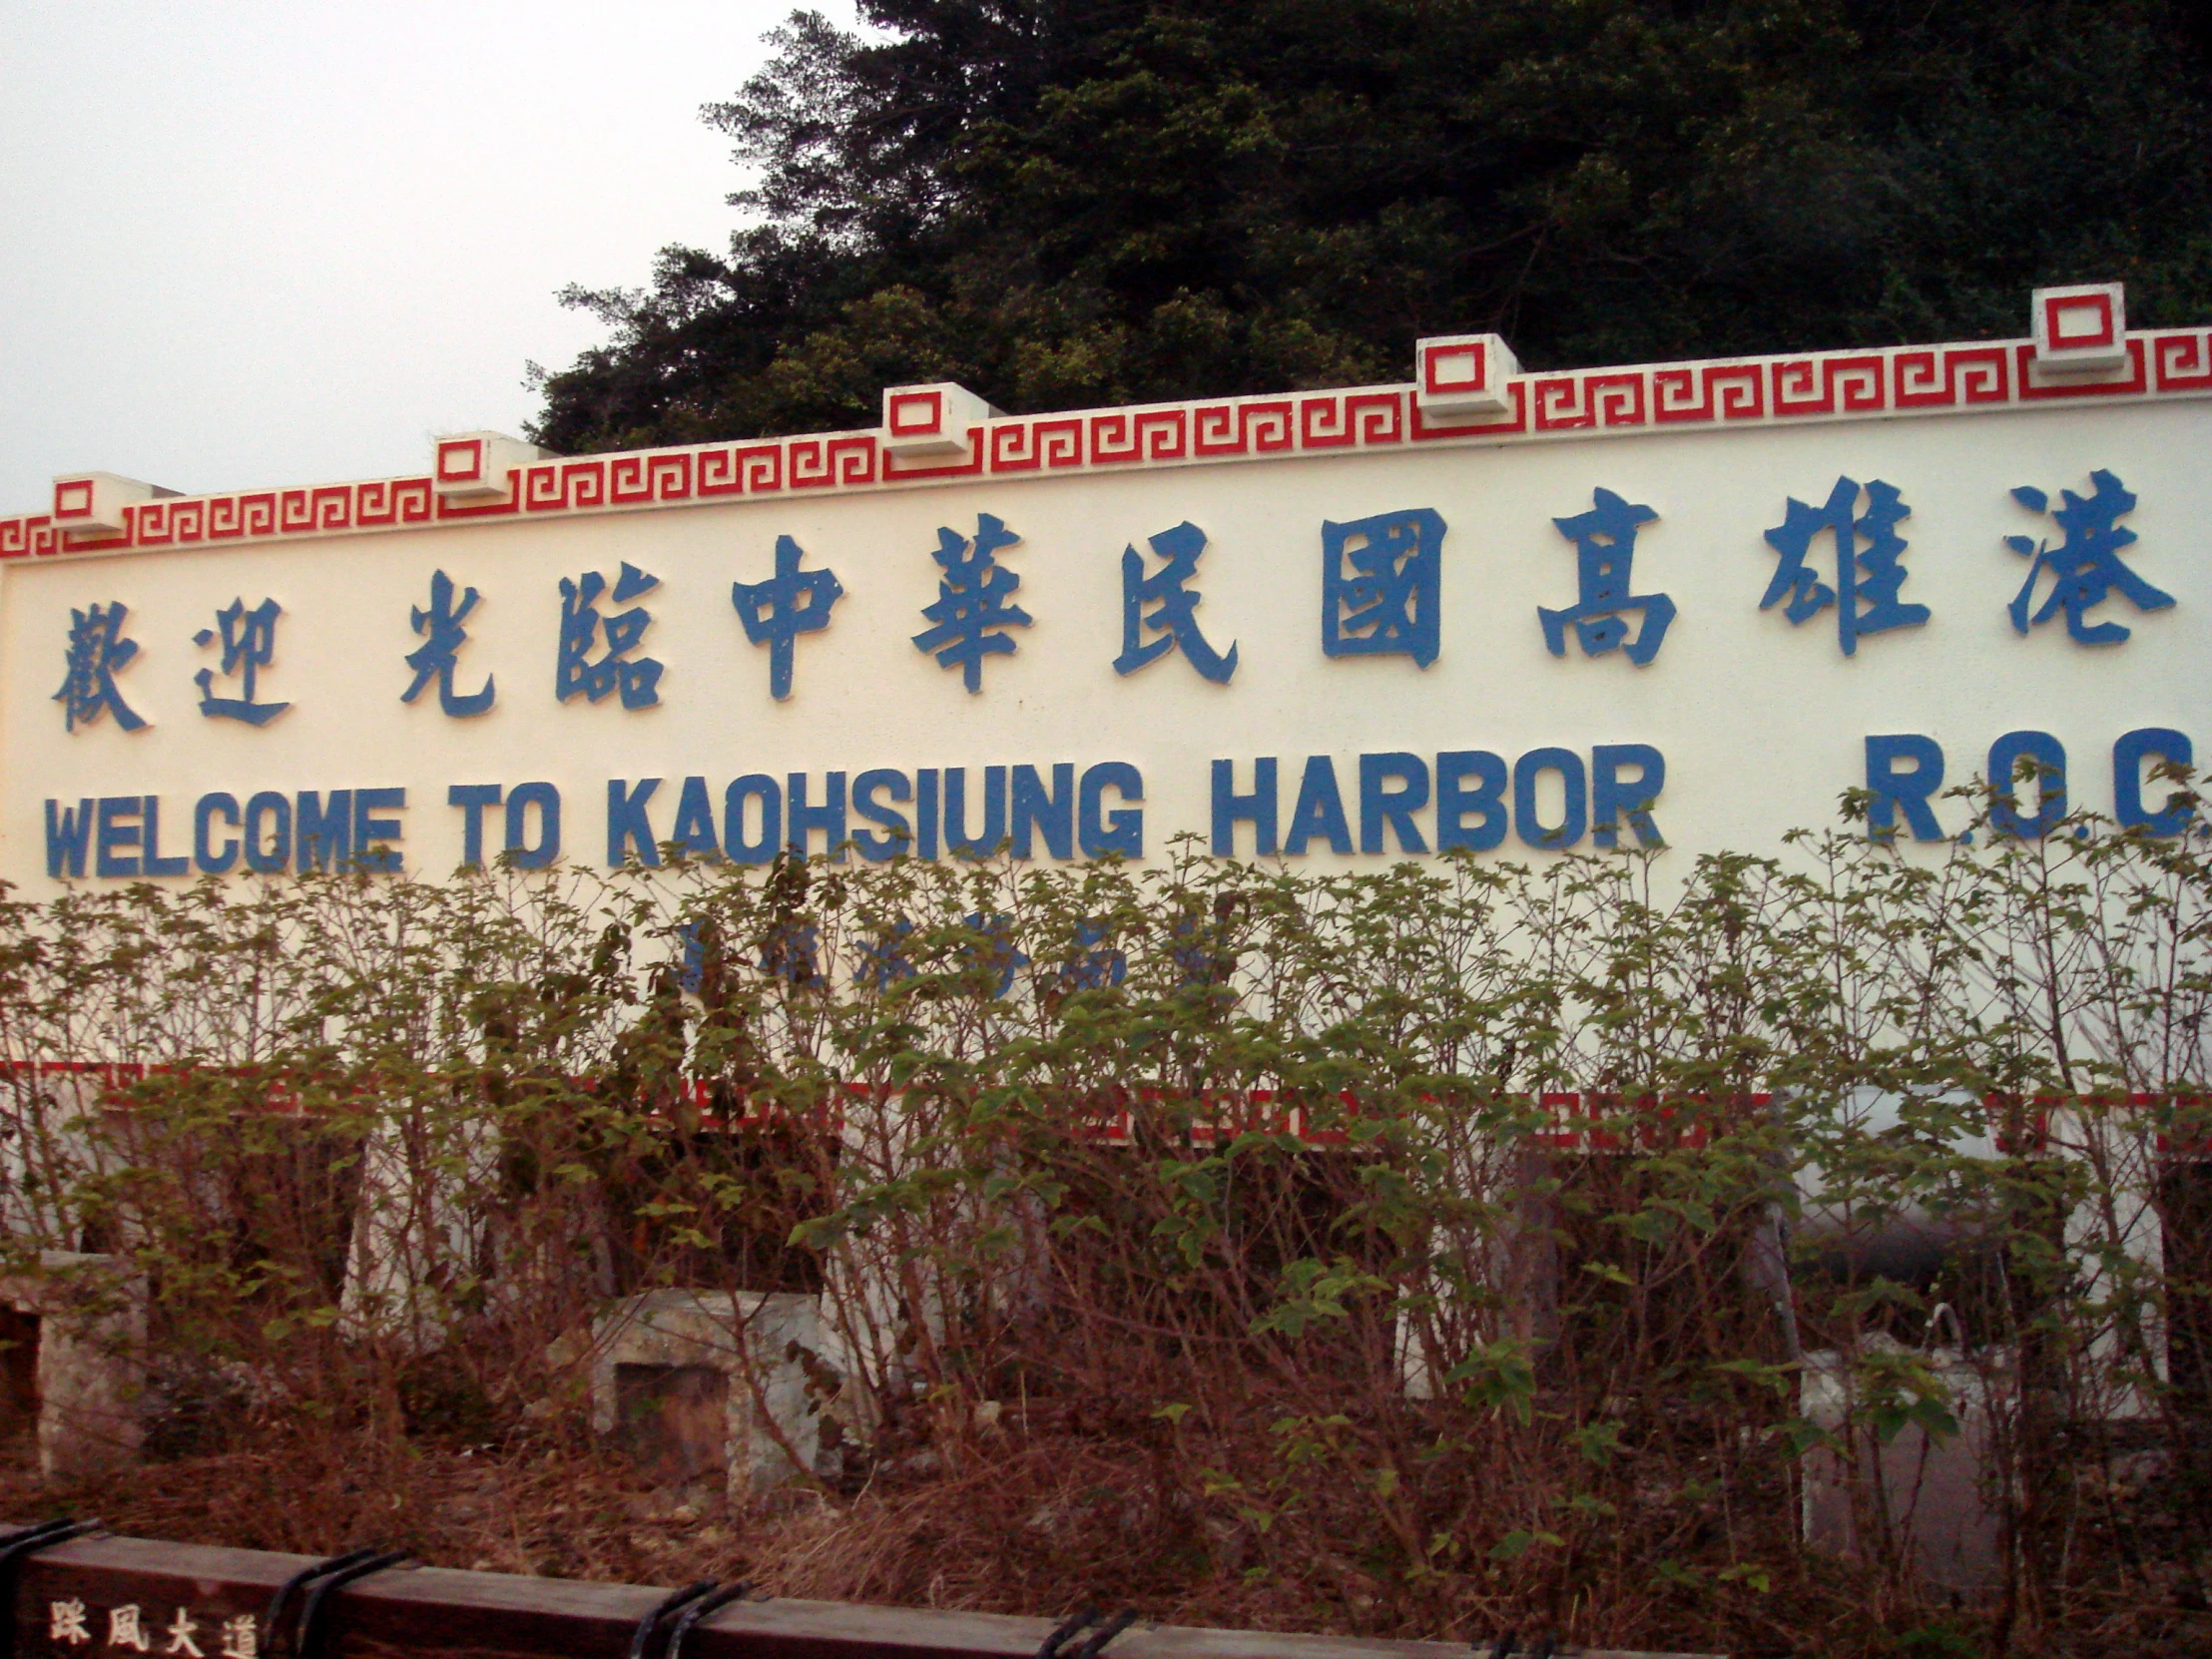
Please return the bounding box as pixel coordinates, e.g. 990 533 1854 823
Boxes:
0 1413 2209 1659
0 1421 735 1585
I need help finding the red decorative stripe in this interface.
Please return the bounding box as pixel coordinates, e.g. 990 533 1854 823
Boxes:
354 479 435 527
880 430 988 481
789 433 877 489
989 417 1084 472
1300 391 1410 448
1651 362 1764 423
2152 329 2212 391
1532 371 1647 431
610 450 693 504
2015 337 2149 399
1892 344 2010 409
1772 352 1887 418
1409 382 1528 440
1090 408 1190 465
9 332 2211 562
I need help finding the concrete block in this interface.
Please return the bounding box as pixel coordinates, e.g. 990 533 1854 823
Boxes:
586 1289 826 1496
0 1251 147 1480
1800 1337 2000 1592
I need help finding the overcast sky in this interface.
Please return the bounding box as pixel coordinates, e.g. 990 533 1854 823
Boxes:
0 0 838 517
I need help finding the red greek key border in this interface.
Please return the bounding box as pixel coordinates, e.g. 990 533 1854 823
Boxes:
10 330 2209 562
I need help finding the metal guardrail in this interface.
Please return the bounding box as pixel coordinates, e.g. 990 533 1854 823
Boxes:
0 1521 1723 1659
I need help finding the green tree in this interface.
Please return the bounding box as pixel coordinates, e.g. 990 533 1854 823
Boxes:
529 0 2212 454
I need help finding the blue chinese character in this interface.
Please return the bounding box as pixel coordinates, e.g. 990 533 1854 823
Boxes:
854 917 916 992
1057 919 1127 991
733 535 844 701
1539 488 1674 665
402 570 494 717
962 911 1028 998
557 562 662 709
54 602 147 733
2005 470 2172 646
911 513 1030 693
1321 507 1444 667
195 598 290 726
1115 520 1238 684
761 920 820 986
1761 477 1927 656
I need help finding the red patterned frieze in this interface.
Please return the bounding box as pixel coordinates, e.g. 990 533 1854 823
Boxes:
11 319 2212 564
1651 361 1765 423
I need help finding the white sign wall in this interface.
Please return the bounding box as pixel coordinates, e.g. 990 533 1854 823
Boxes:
3 289 2205 892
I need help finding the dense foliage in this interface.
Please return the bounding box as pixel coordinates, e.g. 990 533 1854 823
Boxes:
6 800 2212 1652
531 0 2212 453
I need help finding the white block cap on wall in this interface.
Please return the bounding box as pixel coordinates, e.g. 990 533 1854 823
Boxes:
50 472 174 537
432 431 555 503
2031 282 2129 376
1413 333 1522 420
880 382 998 461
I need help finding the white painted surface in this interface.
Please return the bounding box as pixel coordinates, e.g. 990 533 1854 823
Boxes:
2 396 2202 890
